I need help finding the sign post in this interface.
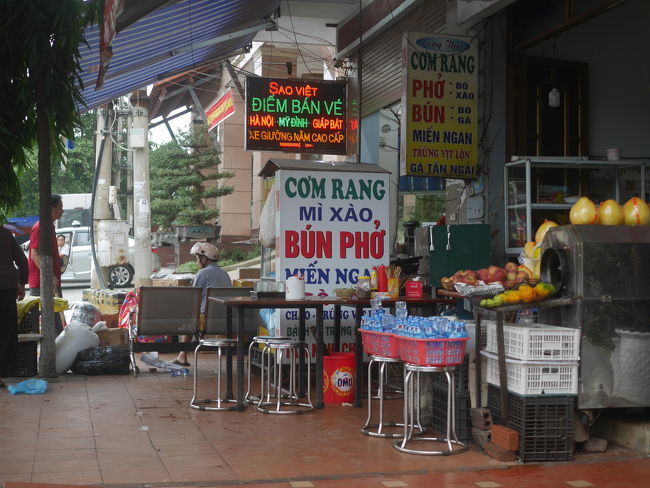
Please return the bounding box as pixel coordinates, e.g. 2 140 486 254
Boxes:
245 77 347 155
401 33 478 179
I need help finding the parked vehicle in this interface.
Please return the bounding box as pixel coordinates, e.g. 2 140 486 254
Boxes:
21 225 160 287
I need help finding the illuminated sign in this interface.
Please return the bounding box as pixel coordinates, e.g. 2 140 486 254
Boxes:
206 89 235 132
245 77 347 155
401 32 478 179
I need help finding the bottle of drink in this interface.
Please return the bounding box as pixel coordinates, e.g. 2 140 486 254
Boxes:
395 301 408 320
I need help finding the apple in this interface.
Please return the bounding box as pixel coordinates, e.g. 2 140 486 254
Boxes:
487 265 506 283
515 270 529 284
517 265 533 279
440 277 455 290
506 270 518 283
504 262 518 273
477 268 490 282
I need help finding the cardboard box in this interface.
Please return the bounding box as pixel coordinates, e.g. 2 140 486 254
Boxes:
151 278 192 287
238 267 260 280
96 328 128 347
100 313 120 329
233 278 257 288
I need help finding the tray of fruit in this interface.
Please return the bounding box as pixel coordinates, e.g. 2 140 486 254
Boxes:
479 282 557 308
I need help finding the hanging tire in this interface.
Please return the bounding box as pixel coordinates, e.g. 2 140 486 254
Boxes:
109 264 134 288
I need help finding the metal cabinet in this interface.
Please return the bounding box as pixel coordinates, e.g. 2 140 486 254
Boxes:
504 157 646 255
428 223 492 286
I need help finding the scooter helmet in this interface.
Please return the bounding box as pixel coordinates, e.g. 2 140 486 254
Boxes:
190 242 220 261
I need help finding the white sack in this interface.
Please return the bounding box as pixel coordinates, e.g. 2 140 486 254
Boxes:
55 323 100 374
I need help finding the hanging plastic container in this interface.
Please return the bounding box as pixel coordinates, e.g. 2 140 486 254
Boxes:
323 352 356 403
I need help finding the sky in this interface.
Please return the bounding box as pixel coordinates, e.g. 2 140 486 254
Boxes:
149 108 191 145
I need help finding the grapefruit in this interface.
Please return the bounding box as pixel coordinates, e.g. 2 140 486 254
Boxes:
622 197 650 226
598 199 623 225
535 220 558 244
569 196 599 225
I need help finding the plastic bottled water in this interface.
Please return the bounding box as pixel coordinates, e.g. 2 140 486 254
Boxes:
381 313 395 333
170 368 189 377
395 301 408 319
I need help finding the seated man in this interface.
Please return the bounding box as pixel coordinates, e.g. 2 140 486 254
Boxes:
172 242 231 366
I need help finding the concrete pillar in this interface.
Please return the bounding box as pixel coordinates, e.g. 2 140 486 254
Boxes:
91 107 112 289
129 91 152 287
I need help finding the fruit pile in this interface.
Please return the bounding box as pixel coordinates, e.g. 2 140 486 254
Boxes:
440 262 535 291
479 282 556 308
569 196 650 226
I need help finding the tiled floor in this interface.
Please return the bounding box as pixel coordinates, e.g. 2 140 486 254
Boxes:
1 353 649 488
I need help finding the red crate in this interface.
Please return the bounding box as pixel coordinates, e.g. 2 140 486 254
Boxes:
398 336 469 366
360 330 400 358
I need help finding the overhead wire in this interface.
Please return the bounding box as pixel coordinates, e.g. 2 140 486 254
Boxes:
285 0 313 77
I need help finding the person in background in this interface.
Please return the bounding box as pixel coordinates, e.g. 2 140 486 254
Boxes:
172 242 232 366
0 225 28 387
28 194 64 335
57 234 70 270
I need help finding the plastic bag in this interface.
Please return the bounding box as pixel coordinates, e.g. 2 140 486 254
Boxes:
259 308 278 336
140 352 190 375
68 301 101 328
55 322 100 374
71 346 130 375
7 379 48 395
259 182 276 248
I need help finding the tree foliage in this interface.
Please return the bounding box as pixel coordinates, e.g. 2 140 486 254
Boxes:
0 0 100 219
150 130 235 229
11 111 97 217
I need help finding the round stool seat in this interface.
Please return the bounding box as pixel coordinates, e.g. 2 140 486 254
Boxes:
393 363 468 456
252 335 291 344
200 337 237 347
190 338 239 412
257 338 313 415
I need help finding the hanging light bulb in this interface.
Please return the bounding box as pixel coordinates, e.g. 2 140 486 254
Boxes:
548 87 561 108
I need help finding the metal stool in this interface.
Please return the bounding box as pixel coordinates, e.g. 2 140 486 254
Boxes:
257 338 314 414
393 363 468 456
190 338 238 411
245 335 291 404
361 355 418 438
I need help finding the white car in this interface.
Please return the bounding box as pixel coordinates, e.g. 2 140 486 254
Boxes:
21 226 160 288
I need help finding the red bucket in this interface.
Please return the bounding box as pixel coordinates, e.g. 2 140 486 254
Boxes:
323 352 355 404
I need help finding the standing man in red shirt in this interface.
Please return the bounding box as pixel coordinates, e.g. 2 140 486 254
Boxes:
28 194 64 334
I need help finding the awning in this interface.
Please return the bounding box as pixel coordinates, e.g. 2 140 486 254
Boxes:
78 0 280 111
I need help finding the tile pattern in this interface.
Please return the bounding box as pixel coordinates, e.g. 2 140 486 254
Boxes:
1 353 649 488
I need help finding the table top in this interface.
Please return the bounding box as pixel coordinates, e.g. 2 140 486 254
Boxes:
210 295 455 307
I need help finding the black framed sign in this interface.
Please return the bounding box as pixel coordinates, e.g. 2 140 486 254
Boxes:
245 77 347 155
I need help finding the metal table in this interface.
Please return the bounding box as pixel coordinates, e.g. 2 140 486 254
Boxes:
212 295 456 410
211 296 336 410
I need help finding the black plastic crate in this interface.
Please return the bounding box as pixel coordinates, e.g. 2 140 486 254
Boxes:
430 383 472 444
431 360 469 394
488 385 574 462
14 341 38 377
18 308 40 334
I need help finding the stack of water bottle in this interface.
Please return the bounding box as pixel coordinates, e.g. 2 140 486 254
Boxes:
360 298 469 366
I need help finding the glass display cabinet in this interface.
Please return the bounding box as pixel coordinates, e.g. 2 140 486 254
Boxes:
504 157 646 255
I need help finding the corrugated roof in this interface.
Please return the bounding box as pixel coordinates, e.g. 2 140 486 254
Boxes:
259 159 391 177
78 0 280 111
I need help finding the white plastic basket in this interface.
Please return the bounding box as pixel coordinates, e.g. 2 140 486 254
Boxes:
482 351 578 396
485 322 580 360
